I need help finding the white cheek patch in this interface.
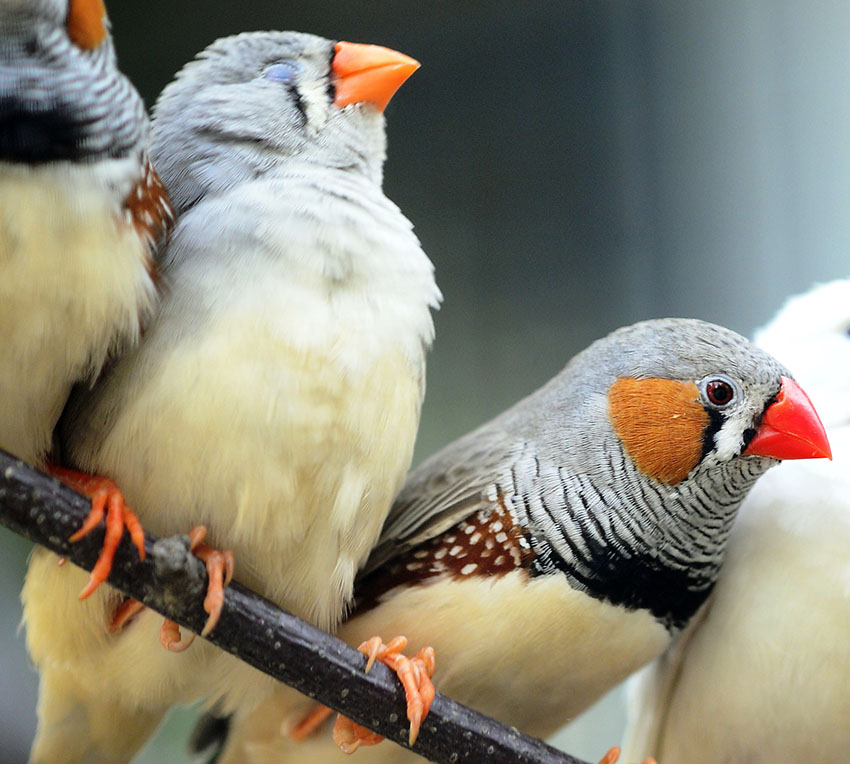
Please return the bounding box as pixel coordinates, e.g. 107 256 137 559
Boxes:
299 80 331 135
712 418 744 462
712 381 777 463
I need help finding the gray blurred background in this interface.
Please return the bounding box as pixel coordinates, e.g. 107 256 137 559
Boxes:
3 0 850 761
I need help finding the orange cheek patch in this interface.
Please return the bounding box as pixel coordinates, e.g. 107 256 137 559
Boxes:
67 0 107 50
608 378 708 485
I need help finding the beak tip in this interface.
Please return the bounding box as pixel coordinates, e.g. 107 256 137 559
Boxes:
332 41 419 111
744 376 831 462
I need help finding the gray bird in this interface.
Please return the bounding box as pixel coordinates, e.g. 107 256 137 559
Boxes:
21 29 439 764
203 317 831 764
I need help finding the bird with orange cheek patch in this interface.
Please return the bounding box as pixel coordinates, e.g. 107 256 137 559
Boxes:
1 0 174 560
3 0 175 760
194 318 830 764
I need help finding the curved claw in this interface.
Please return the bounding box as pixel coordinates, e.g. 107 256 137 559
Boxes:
98 525 235 654
332 716 385 754
185 526 234 637
354 635 436 747
160 618 195 652
49 466 145 600
294 638 436 752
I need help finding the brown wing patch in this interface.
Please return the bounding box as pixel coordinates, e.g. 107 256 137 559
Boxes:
353 494 535 616
122 157 175 283
608 377 708 485
66 0 108 50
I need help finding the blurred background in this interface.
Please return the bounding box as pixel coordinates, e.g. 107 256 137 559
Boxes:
3 0 850 761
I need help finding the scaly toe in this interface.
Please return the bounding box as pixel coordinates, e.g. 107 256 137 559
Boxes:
50 466 146 599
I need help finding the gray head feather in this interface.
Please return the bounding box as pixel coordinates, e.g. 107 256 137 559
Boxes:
151 31 388 215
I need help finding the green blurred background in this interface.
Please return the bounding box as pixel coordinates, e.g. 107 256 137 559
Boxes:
3 0 850 761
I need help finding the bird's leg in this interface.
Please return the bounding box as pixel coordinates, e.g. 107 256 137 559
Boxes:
598 746 658 764
289 705 335 741
331 635 436 753
108 597 146 634
49 465 145 599
158 525 234 650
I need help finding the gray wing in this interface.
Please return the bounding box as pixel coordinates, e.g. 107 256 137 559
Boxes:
360 425 519 575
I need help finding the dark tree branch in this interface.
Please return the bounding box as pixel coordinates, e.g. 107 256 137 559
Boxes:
0 449 593 764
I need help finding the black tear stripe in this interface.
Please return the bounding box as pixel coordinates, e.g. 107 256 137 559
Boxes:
529 533 713 631
700 407 725 460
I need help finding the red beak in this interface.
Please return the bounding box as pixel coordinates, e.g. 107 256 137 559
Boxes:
744 376 832 460
331 41 420 112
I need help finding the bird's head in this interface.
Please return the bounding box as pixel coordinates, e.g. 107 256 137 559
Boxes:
151 31 419 215
517 318 831 626
0 0 147 164
542 318 831 491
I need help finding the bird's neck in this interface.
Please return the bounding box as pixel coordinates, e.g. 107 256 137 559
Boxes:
509 447 767 630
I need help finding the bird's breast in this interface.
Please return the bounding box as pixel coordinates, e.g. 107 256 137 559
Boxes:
0 162 156 463
340 571 670 739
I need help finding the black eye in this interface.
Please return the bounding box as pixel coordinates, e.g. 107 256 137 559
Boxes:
705 379 735 407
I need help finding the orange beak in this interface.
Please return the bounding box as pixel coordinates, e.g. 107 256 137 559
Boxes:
331 41 419 112
744 376 832 460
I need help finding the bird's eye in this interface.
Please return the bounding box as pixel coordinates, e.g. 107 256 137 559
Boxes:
703 377 737 408
263 63 299 84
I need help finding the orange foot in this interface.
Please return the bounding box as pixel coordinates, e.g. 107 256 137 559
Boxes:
108 597 146 634
49 465 145 600
331 636 436 753
158 525 234 652
598 746 658 764
290 704 382 750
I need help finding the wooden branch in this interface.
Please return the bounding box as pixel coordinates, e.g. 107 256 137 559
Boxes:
0 449 593 764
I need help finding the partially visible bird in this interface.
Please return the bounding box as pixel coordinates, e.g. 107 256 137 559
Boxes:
3 0 175 757
199 317 831 764
1 0 173 570
21 29 439 764
621 280 850 764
